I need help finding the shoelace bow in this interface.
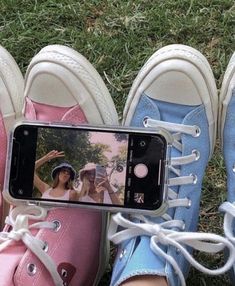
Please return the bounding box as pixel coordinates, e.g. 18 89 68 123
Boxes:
220 201 235 244
108 213 235 286
0 205 64 286
108 117 235 286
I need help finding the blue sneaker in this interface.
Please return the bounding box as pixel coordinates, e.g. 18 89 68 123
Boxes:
108 45 235 286
219 52 235 282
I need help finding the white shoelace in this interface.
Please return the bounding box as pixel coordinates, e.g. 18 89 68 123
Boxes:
108 213 235 286
220 201 235 245
146 118 200 210
108 117 235 285
0 205 64 286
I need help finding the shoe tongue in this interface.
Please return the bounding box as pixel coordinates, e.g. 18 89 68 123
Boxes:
24 97 71 121
153 98 200 165
130 94 161 126
24 97 88 124
155 99 197 124
62 104 87 124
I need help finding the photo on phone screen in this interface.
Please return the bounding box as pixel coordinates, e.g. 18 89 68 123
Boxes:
34 128 128 206
9 124 168 211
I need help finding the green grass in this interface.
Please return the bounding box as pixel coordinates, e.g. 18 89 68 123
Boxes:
0 0 234 285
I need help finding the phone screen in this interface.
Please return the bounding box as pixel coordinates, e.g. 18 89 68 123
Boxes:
9 124 167 211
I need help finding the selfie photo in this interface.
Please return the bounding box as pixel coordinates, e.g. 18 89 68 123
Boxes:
33 127 128 206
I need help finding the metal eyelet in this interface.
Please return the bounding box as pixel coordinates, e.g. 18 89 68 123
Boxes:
192 149 200 161
27 263 37 276
176 248 181 255
52 220 61 232
186 198 192 209
42 241 48 252
119 248 127 260
143 116 150 127
232 164 235 173
190 174 198 184
193 126 201 137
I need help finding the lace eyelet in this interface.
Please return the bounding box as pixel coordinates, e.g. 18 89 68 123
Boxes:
42 241 48 252
186 198 192 209
52 220 61 232
193 126 201 137
27 263 37 276
232 164 235 173
143 116 150 127
181 221 186 231
119 248 127 260
190 173 198 184
176 248 181 255
192 149 200 161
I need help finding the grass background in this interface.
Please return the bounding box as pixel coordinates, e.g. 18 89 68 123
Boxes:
0 0 234 285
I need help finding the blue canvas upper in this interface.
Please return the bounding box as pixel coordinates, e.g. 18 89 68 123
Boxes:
110 93 211 286
222 89 235 282
223 90 235 204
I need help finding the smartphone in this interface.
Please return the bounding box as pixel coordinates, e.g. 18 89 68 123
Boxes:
95 165 108 192
4 121 172 216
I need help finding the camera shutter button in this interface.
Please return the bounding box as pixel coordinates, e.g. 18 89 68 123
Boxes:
134 164 148 178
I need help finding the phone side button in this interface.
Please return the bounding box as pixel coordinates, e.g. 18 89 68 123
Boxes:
27 201 40 206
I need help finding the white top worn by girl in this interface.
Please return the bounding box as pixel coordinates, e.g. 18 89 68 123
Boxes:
41 188 71 200
79 190 112 204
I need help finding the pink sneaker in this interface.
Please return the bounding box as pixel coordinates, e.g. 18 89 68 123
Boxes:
0 45 118 286
0 45 24 228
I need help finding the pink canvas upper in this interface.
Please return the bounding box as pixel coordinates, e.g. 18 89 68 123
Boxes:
24 97 87 124
0 98 106 286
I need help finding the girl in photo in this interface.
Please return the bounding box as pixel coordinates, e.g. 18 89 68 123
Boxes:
34 150 78 201
79 163 121 205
